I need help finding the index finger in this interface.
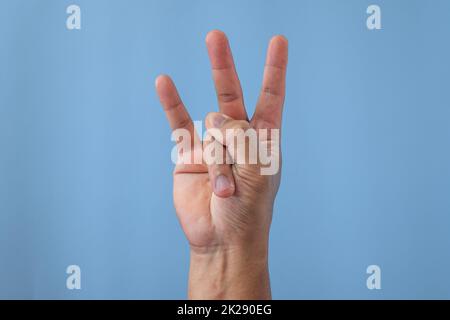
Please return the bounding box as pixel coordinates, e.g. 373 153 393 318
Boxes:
155 75 195 134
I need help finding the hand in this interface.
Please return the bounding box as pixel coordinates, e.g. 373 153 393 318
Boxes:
155 30 288 299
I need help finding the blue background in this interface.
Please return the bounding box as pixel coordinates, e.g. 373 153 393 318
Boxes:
1 0 449 299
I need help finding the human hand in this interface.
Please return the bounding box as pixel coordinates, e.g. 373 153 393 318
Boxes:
155 30 288 299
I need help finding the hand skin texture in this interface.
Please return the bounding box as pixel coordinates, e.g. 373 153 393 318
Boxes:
155 30 288 300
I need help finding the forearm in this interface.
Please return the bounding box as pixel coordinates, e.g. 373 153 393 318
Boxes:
188 244 271 300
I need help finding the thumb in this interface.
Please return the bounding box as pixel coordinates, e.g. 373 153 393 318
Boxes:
205 112 254 165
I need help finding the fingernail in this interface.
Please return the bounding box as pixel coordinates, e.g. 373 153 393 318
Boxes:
215 175 231 194
212 114 226 128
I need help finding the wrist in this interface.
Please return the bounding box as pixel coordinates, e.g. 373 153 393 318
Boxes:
188 243 271 300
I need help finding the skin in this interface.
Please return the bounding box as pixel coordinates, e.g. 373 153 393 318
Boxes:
155 30 288 299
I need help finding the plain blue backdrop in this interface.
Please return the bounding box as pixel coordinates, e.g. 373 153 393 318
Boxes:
1 0 449 299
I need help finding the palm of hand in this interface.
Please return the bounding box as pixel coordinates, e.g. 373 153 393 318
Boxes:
174 157 280 249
